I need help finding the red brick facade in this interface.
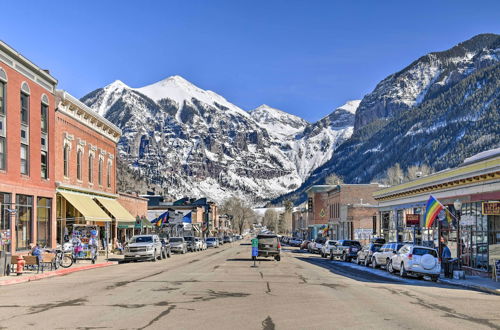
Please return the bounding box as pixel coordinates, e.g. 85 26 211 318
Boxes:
117 193 148 219
0 41 58 253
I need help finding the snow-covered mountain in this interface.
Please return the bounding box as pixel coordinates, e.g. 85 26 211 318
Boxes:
355 33 500 130
81 77 355 205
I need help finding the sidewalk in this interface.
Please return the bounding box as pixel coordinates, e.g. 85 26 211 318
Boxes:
0 254 121 286
438 275 500 295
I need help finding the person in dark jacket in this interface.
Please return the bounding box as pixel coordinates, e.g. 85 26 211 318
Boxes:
441 237 452 278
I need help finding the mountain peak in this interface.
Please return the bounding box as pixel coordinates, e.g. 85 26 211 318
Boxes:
335 100 361 114
107 79 130 90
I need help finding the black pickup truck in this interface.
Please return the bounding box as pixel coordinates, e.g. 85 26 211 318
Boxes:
256 234 281 261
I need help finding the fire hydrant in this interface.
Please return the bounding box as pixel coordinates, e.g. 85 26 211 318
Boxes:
16 256 25 276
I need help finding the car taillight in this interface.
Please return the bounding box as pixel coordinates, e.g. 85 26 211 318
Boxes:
408 254 412 260
278 243 281 249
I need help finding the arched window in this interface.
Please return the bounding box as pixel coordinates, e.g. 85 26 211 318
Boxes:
98 158 103 186
63 145 69 177
88 154 94 183
0 67 7 171
76 150 82 180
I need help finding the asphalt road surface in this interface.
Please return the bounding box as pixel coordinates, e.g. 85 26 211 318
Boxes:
0 242 499 329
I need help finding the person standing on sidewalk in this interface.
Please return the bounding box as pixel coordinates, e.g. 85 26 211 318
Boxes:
441 237 452 278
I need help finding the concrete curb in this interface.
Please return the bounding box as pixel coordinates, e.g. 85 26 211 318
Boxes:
0 261 118 286
438 278 500 296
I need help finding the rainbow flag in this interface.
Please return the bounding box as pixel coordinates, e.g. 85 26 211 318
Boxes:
424 196 444 228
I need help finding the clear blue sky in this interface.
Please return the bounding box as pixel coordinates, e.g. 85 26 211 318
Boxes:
1 0 499 122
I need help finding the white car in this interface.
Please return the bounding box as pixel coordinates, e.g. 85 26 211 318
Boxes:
320 240 337 258
371 242 405 269
194 238 204 251
388 245 440 281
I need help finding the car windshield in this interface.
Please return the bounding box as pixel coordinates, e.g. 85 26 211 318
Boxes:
130 236 152 243
184 237 194 241
170 238 183 242
342 241 360 246
413 248 437 257
371 244 383 251
207 238 216 241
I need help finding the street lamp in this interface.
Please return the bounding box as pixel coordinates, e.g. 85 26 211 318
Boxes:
453 199 462 267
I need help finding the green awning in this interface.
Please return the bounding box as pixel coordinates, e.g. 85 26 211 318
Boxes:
141 218 153 228
117 222 135 229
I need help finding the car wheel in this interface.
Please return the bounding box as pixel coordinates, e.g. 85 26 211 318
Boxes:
167 250 171 258
371 258 378 269
364 257 370 267
330 252 334 261
356 257 361 265
400 263 407 277
387 260 394 273
162 249 166 259
275 255 281 261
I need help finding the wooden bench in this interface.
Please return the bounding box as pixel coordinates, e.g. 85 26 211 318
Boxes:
9 255 41 274
40 253 56 271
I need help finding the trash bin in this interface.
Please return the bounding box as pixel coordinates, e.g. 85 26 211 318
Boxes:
0 251 11 276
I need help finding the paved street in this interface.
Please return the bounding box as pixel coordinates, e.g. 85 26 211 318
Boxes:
0 242 499 330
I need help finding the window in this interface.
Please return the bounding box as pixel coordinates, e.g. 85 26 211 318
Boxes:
0 192 11 251
107 161 111 187
41 103 48 133
76 150 82 180
41 150 48 179
63 145 69 177
0 80 5 115
37 197 51 247
98 158 103 185
21 92 29 125
16 194 33 250
88 154 94 183
0 137 5 171
20 144 29 175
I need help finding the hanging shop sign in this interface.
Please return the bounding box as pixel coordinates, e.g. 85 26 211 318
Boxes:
482 202 500 215
406 214 420 227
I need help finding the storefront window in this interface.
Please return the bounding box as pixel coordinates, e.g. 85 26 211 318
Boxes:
0 192 11 251
16 194 33 250
489 215 500 269
37 197 51 247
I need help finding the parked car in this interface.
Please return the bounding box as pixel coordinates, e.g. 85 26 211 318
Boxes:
206 237 219 248
124 235 163 262
218 237 225 245
160 238 172 259
289 238 302 247
223 236 232 243
300 240 311 250
330 240 362 262
371 242 405 269
256 233 281 261
388 244 440 281
320 240 337 258
356 243 383 266
170 237 188 254
313 237 327 254
184 236 197 252
196 238 207 250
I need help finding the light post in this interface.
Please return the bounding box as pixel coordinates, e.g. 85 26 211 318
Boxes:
453 199 462 268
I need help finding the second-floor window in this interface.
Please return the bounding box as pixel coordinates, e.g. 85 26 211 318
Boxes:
41 103 48 133
76 150 82 180
98 158 103 186
107 161 111 188
20 144 29 175
63 145 69 177
0 137 5 171
88 154 94 183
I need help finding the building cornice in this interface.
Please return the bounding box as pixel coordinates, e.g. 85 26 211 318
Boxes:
374 157 500 202
56 182 118 199
0 40 57 92
56 90 121 143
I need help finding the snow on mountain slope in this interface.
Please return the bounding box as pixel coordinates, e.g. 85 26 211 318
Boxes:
81 76 358 205
250 104 309 139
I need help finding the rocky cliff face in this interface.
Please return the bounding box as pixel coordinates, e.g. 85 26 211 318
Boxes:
354 33 500 130
274 34 500 205
82 76 356 205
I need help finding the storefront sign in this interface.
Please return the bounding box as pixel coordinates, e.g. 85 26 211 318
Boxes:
482 202 500 215
0 229 11 245
354 228 372 240
406 214 420 226
460 215 475 226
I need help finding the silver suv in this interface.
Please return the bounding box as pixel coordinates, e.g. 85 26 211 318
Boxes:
170 237 188 254
124 235 163 262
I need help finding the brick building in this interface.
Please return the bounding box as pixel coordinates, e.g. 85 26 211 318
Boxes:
116 192 150 239
0 41 58 254
54 90 134 248
326 184 382 243
305 185 334 239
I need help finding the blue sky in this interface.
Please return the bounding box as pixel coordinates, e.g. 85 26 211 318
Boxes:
1 0 499 122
